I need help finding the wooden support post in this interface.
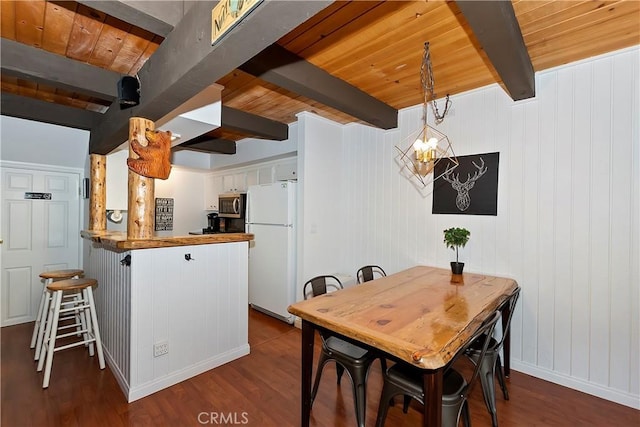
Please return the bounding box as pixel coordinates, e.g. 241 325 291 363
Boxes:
127 117 155 239
89 154 106 231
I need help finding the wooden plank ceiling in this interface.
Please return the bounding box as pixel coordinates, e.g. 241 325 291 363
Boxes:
1 0 639 154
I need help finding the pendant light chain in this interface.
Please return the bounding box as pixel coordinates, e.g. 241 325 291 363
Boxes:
421 42 451 124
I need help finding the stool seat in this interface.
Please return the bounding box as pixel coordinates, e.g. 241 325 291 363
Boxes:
47 278 97 292
37 276 105 388
32 269 85 358
39 269 84 280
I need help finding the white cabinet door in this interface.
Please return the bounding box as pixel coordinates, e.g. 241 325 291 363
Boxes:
275 160 297 181
234 173 246 192
222 175 234 192
223 173 246 192
204 175 222 210
246 170 258 189
258 166 273 184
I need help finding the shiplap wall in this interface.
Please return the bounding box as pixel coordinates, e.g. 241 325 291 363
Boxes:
85 242 250 402
335 46 639 407
84 244 132 396
297 112 345 292
128 242 249 402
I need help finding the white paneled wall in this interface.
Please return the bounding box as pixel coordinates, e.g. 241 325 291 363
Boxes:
84 243 132 395
154 167 206 235
297 112 345 296
128 242 249 402
85 241 249 402
333 47 639 407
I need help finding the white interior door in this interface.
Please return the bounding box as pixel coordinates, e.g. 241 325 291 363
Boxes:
1 166 81 327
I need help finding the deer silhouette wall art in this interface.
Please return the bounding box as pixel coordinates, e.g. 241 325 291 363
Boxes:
442 157 487 211
432 152 500 215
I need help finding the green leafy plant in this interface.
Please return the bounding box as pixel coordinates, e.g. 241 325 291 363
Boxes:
443 227 470 264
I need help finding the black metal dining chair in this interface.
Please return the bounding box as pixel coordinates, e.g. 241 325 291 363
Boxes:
375 311 501 427
303 275 380 427
356 265 387 283
355 264 390 398
464 287 521 427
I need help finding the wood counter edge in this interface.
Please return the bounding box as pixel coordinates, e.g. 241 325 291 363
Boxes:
81 230 254 250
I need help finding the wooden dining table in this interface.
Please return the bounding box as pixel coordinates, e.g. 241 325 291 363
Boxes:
287 265 519 427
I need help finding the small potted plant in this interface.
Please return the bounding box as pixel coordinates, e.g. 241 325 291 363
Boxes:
443 227 470 275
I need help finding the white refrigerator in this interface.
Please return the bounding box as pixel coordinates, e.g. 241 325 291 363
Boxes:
246 181 297 323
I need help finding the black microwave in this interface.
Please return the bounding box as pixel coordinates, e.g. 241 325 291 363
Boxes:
218 193 246 218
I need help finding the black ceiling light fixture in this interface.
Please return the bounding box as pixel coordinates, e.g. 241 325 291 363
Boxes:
117 75 140 109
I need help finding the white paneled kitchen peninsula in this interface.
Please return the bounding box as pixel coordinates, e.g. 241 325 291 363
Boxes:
81 230 253 402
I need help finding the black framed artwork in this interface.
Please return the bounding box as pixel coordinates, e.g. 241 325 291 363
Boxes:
432 152 499 215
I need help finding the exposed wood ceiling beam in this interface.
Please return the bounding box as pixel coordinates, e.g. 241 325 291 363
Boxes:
174 137 237 155
76 0 175 37
0 39 286 141
89 0 332 155
0 39 120 100
456 0 535 100
221 106 288 141
1 94 99 130
239 44 398 130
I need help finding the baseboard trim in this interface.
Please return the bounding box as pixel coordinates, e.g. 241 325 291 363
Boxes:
127 344 251 402
511 360 640 409
102 345 131 399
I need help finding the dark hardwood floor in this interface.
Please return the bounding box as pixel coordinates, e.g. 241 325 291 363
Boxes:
2 308 638 426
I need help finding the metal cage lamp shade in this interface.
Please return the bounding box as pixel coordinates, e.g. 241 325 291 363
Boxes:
396 121 458 187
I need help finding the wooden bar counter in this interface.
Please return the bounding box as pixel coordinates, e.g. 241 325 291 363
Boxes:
81 229 253 250
81 229 253 402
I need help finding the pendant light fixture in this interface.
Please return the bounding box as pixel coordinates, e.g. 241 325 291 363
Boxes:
396 42 458 188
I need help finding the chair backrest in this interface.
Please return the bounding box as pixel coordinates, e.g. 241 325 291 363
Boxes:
457 311 501 398
493 287 521 350
303 275 343 300
356 265 387 284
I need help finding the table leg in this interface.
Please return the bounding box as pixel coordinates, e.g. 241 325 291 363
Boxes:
301 320 315 427
501 304 512 377
422 369 443 427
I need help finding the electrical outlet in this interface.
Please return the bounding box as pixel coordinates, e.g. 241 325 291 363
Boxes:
154 341 168 357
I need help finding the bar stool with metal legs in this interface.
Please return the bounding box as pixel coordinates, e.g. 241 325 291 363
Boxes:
36 278 105 388
31 269 84 361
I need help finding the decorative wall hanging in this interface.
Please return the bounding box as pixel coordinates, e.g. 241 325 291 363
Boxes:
127 129 173 180
211 0 263 46
155 198 174 231
432 152 499 215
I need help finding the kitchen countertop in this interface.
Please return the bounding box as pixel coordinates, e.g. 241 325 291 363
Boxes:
81 229 254 250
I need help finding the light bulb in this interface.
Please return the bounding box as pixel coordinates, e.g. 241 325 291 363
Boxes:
427 137 438 148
